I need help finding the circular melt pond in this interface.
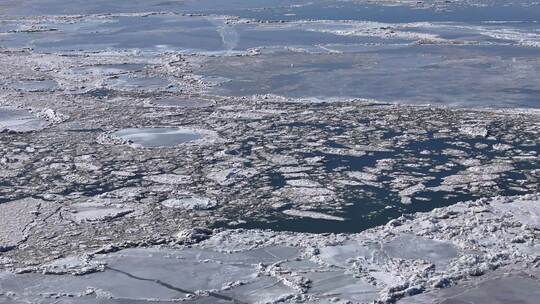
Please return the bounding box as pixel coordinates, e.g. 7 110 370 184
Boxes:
0 108 48 132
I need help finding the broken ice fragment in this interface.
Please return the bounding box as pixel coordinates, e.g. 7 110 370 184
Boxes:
161 196 217 210
283 209 346 221
492 143 512 151
399 183 427 205
348 171 379 182
459 125 488 138
286 179 321 187
68 202 134 223
143 174 192 185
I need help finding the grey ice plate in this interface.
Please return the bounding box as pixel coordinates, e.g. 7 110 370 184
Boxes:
111 128 203 148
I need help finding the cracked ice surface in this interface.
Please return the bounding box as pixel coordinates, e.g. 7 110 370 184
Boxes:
0 0 539 303
0 198 51 252
2 195 540 303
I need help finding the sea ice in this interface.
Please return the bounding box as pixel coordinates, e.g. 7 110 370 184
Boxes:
160 196 217 210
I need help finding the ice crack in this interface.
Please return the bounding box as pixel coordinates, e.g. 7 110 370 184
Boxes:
104 266 248 304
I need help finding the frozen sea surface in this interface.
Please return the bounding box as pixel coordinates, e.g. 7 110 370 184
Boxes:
3 0 540 22
1 0 539 107
0 1 539 303
2 17 539 106
0 0 538 233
